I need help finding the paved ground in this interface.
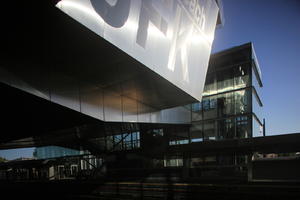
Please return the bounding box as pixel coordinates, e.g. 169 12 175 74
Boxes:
1 180 300 200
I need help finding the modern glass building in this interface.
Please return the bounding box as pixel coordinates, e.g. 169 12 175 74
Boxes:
164 43 264 175
35 43 264 170
190 42 264 143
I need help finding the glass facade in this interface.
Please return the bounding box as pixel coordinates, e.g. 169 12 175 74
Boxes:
252 59 263 97
202 63 250 96
166 43 263 149
252 116 263 137
199 88 252 119
110 131 140 151
34 146 80 159
191 43 263 141
34 43 264 178
190 115 252 141
36 132 141 159
173 43 265 176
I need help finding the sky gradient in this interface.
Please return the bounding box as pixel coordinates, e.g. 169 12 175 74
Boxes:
1 0 299 160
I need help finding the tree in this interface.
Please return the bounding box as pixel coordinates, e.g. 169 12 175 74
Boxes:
0 157 7 163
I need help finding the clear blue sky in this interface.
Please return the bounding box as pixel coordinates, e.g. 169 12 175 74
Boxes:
212 0 300 135
1 0 300 160
0 148 35 160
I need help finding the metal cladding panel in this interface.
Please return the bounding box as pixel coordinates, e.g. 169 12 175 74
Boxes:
103 89 123 122
161 106 191 123
137 102 153 123
50 73 81 112
56 0 220 102
0 67 51 101
122 96 138 122
80 83 104 120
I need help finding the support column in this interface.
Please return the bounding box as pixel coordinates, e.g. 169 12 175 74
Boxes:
247 154 253 182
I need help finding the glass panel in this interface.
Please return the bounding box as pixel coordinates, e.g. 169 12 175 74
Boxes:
252 89 263 123
35 146 80 159
203 96 217 120
109 132 141 151
252 63 262 97
217 67 234 93
177 158 183 166
106 136 113 150
203 121 216 140
132 132 137 140
203 73 217 96
252 116 263 137
234 64 250 89
205 156 217 164
164 156 183 167
218 118 235 139
190 123 203 142
236 116 250 138
191 157 205 167
124 140 131 150
191 138 203 142
217 92 234 117
124 134 131 142
153 129 164 136
113 134 123 150
192 102 203 121
133 131 140 148
169 140 189 145
235 89 251 115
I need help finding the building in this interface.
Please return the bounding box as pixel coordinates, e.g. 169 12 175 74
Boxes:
190 42 264 142
35 43 264 179
0 0 223 149
0 0 223 129
163 43 264 177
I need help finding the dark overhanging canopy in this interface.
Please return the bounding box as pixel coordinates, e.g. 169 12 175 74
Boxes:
0 82 102 143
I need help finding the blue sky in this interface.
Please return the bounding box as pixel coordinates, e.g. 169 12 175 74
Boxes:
212 0 300 135
0 148 35 160
1 0 300 160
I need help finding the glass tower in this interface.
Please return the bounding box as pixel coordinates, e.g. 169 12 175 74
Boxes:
190 43 263 142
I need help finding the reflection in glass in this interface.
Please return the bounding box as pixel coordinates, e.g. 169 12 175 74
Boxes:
203 96 217 119
169 139 189 145
218 119 235 139
252 89 263 123
190 123 203 142
252 116 263 137
164 156 183 167
111 131 140 150
190 49 263 143
203 121 216 140
217 68 234 93
235 89 250 114
234 64 249 89
236 116 249 138
203 73 217 96
192 102 203 121
252 62 263 97
217 92 234 117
